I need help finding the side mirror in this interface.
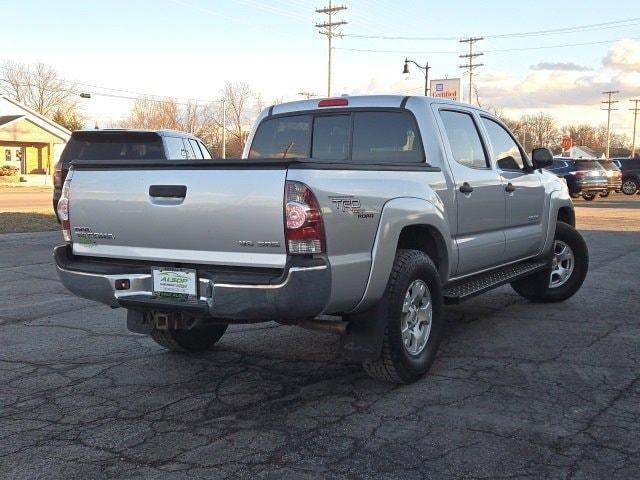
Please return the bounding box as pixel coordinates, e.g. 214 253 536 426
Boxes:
531 148 553 170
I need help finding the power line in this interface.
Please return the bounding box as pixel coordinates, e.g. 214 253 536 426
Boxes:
315 1 347 97
342 16 640 41
333 36 640 55
602 90 619 159
459 37 483 105
630 99 640 158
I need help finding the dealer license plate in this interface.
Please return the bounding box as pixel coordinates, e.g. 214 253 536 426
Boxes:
152 268 197 299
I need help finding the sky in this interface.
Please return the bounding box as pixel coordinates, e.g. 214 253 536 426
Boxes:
3 0 640 137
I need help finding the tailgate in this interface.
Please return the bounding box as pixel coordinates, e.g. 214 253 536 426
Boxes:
69 166 287 268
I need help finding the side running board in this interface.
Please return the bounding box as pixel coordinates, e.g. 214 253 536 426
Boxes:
444 260 548 304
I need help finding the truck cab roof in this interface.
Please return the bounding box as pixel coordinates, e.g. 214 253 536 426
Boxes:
269 95 479 116
72 129 200 140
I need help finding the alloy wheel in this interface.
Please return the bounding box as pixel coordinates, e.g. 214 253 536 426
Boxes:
549 240 575 288
401 279 433 355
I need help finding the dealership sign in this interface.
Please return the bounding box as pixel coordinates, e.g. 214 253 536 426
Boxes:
430 78 462 102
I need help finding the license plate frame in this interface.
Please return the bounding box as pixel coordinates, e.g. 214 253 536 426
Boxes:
152 267 197 300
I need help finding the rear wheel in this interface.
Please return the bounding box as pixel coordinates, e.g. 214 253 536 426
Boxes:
599 190 610 198
511 222 588 303
582 193 597 201
151 323 228 352
621 178 639 195
362 249 444 384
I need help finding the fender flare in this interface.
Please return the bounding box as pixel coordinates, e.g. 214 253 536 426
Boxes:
349 196 453 314
541 189 574 256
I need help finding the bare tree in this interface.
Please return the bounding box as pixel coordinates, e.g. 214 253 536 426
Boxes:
220 82 253 145
521 113 560 149
120 97 181 130
0 61 80 118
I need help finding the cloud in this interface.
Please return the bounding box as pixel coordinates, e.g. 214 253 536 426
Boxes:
531 61 591 72
603 39 640 72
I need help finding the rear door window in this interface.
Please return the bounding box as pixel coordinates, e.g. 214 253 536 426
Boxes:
439 110 488 169
352 112 423 163
249 115 312 158
165 137 190 159
311 115 350 161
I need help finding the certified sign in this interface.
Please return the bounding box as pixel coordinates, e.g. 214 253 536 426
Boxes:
152 268 197 297
429 78 462 102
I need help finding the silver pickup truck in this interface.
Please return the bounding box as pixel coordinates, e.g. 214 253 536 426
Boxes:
55 95 588 384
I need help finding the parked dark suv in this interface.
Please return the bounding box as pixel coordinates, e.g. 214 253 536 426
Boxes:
597 160 622 197
53 130 212 215
611 157 640 195
547 158 608 200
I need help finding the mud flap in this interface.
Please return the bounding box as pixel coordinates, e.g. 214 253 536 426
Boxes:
340 301 388 362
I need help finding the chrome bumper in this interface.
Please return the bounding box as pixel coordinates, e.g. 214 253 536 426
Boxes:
54 246 331 323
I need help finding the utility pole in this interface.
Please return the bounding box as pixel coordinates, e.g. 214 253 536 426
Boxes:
459 37 484 105
221 99 226 159
315 1 347 97
298 91 318 99
601 90 619 159
630 99 640 158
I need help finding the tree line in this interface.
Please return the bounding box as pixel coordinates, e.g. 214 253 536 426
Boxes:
499 112 631 157
1 61 633 158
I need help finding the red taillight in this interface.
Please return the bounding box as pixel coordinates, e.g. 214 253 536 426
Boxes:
284 181 325 254
318 98 348 107
57 171 72 243
574 171 587 177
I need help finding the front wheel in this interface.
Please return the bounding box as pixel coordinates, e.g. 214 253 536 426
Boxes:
362 249 444 384
621 178 639 195
151 323 228 352
599 190 610 198
582 193 597 201
511 222 588 303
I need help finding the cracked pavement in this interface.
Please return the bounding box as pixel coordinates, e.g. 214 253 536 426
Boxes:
1 197 639 479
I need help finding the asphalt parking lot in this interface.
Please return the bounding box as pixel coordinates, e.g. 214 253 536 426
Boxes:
1 196 639 479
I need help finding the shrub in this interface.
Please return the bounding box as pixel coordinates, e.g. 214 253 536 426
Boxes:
0 166 19 176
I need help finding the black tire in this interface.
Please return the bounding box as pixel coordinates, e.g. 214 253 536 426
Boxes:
511 222 588 303
582 193 596 201
569 193 580 199
599 190 610 198
362 249 444 384
621 178 639 195
151 323 228 352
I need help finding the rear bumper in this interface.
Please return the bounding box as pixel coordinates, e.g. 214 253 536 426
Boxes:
54 246 331 323
574 179 608 193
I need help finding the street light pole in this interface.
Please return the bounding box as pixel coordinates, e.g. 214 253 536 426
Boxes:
402 58 431 96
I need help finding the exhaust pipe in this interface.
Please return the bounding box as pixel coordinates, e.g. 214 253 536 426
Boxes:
297 318 348 335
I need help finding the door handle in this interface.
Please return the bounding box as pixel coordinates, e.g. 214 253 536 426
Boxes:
149 185 187 198
459 182 474 194
505 183 516 193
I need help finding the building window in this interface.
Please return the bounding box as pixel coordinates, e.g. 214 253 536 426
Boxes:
4 149 11 162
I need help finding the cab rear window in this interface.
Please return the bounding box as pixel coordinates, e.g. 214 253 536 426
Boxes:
248 110 424 163
61 132 165 164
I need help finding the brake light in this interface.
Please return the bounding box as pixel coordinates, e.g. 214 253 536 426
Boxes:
318 98 348 107
572 171 587 177
284 181 325 254
57 170 72 243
